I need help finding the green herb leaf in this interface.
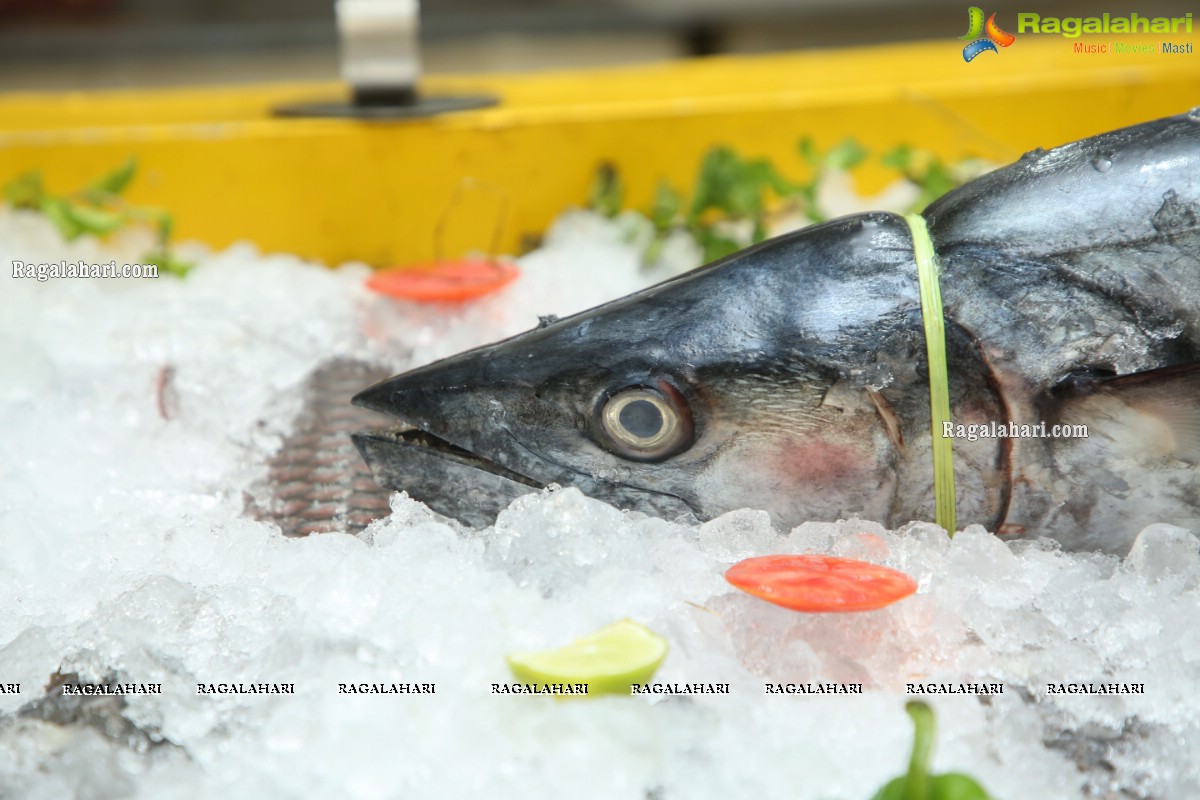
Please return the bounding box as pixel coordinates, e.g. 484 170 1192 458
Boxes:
4 170 44 209
911 160 959 213
87 156 137 197
765 167 799 198
649 180 681 231
143 207 174 244
574 136 971 271
696 229 741 263
643 235 666 266
826 137 868 171
881 146 970 213
881 144 915 171
40 196 85 240
8 158 190 276
689 146 738 222
60 202 128 236
142 249 193 278
798 136 820 166
793 137 857 222
587 162 625 218
689 147 790 225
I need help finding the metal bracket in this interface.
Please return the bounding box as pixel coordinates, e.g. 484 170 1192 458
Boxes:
275 0 496 119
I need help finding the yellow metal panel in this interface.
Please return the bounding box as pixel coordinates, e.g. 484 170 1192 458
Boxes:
1 36 1197 266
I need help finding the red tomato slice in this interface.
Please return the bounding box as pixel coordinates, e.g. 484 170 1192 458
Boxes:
725 554 917 613
366 258 519 302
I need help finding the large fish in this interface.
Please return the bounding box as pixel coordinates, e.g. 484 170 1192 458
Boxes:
352 113 1200 554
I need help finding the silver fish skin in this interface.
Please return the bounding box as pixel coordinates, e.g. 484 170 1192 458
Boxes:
353 113 1200 554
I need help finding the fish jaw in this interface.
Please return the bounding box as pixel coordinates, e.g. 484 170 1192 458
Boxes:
351 428 542 527
350 360 588 515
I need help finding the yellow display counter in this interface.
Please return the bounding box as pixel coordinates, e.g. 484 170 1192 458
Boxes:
1 35 1196 266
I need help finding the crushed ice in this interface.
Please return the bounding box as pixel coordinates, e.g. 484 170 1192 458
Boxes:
1 206 1199 799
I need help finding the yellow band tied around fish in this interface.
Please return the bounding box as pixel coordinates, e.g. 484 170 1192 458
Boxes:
904 213 957 535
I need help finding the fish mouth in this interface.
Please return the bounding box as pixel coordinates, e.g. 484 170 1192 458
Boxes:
350 416 701 527
350 421 546 528
367 423 544 488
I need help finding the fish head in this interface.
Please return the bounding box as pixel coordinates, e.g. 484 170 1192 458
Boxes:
354 213 1004 528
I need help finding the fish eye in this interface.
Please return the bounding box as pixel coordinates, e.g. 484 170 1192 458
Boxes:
598 384 693 461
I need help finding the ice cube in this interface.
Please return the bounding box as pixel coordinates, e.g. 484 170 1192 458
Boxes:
1124 523 1200 580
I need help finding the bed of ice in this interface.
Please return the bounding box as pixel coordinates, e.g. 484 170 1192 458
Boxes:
2 203 1199 800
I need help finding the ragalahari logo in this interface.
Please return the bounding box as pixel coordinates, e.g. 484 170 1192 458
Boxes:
961 7 1016 61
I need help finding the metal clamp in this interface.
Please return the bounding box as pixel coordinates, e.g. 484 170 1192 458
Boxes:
276 0 496 120
338 0 421 106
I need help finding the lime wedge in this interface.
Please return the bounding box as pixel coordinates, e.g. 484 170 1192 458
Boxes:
505 619 668 697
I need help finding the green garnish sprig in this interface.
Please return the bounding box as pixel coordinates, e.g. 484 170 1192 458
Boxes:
587 138 978 268
4 157 192 277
